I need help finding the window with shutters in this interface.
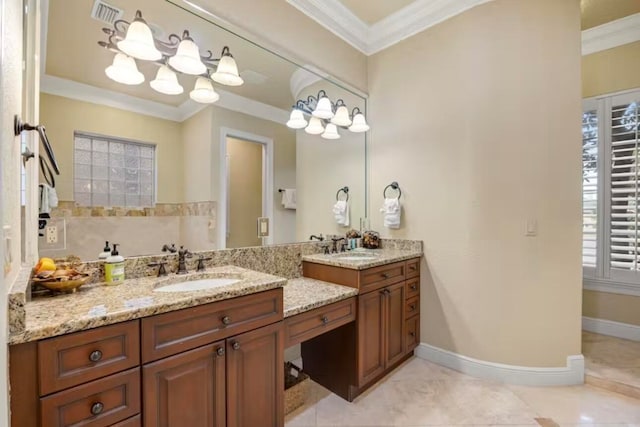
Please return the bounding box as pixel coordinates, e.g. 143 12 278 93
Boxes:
73 132 156 208
582 89 640 295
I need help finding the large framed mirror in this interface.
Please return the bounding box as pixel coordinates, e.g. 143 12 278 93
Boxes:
30 0 368 261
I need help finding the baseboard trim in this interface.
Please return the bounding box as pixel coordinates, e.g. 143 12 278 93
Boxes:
415 343 584 386
582 316 640 341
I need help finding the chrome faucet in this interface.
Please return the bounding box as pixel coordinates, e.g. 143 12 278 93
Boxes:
177 246 192 274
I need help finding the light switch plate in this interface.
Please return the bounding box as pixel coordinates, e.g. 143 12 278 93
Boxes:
257 217 269 238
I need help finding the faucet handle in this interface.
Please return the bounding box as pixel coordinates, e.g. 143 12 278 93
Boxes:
195 257 212 272
148 261 168 277
321 245 330 255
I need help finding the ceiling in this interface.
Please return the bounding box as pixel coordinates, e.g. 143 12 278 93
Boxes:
581 0 640 29
45 0 302 111
338 0 415 25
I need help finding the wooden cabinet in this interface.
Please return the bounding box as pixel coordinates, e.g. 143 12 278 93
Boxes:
143 343 226 427
10 288 284 427
226 322 284 427
284 297 356 347
302 257 421 401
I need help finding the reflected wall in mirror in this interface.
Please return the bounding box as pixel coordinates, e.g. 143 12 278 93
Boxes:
35 0 367 261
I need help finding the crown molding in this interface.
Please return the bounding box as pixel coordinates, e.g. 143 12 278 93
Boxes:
286 0 369 53
582 12 640 56
40 74 289 124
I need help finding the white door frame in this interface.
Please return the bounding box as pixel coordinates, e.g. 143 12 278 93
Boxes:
218 127 274 249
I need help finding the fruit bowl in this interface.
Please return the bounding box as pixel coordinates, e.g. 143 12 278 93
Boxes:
32 270 90 293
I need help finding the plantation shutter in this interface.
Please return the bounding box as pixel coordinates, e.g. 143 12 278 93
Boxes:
582 110 598 268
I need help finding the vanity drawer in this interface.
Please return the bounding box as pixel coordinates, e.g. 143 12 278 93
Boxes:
405 258 420 278
284 297 356 347
405 296 420 318
359 261 405 293
405 277 420 299
40 368 140 427
405 316 419 353
142 288 283 363
112 415 141 427
38 320 140 395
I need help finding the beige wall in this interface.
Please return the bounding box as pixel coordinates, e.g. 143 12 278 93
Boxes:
227 137 263 248
367 0 583 366
582 41 640 98
40 93 184 203
583 290 640 326
581 41 640 326
186 105 297 247
194 0 367 93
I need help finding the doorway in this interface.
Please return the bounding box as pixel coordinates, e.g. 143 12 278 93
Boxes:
218 128 273 249
226 137 263 248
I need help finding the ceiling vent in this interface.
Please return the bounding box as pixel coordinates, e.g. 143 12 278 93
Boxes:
90 0 124 25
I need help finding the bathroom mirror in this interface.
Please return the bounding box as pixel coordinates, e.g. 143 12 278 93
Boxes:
34 0 367 261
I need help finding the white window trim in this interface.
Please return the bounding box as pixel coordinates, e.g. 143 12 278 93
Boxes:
582 89 640 297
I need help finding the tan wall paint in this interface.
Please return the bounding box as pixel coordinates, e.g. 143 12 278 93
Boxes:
582 41 640 98
227 137 263 248
583 290 640 326
581 0 640 29
581 41 640 326
190 0 367 92
367 0 583 366
40 93 184 203
183 105 297 247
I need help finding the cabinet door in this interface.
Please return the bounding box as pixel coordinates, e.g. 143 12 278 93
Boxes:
226 321 284 427
385 282 406 367
143 342 226 427
357 290 385 386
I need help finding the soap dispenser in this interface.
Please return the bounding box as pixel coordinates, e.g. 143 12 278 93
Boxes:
98 241 111 260
105 243 125 284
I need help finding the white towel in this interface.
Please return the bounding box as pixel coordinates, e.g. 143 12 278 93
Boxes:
333 200 350 227
281 189 297 210
380 198 401 229
39 184 59 215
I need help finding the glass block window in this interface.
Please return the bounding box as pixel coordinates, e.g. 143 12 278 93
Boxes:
74 132 155 207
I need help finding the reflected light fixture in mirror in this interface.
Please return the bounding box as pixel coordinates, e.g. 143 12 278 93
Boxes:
287 90 369 137
98 10 244 103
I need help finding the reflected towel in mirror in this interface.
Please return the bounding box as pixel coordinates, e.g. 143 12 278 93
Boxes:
281 188 297 210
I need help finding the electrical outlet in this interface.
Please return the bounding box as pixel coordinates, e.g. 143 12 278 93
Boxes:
46 225 58 243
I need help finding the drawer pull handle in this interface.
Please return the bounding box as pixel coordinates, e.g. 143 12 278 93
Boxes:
321 315 329 324
89 350 103 363
409 332 415 337
410 284 417 291
381 273 389 279
216 347 225 357
409 304 416 311
221 316 231 325
232 341 241 351
409 265 417 271
90 402 104 416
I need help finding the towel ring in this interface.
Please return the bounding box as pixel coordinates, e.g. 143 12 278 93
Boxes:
383 182 401 199
336 186 349 201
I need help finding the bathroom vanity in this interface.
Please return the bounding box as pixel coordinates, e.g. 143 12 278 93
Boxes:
8 247 421 427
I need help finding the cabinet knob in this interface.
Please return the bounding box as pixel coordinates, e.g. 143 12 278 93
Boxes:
232 341 240 351
216 347 225 357
90 402 104 416
321 315 329 325
409 304 416 311
409 332 415 337
89 350 103 363
381 273 389 279
409 265 417 271
221 316 231 325
410 284 417 291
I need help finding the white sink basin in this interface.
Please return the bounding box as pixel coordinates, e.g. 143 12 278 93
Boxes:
334 253 380 261
154 278 240 293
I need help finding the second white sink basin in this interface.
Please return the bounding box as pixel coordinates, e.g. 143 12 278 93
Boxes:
154 278 240 293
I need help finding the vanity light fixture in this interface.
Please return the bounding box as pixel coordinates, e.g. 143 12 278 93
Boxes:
286 90 370 138
98 10 243 103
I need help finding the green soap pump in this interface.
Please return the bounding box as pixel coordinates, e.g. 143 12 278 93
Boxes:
104 243 125 284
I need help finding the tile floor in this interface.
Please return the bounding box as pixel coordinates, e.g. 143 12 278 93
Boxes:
583 331 640 390
285 357 640 427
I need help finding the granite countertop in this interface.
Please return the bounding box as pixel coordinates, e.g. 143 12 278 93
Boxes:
302 248 422 270
9 266 286 345
283 278 358 318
